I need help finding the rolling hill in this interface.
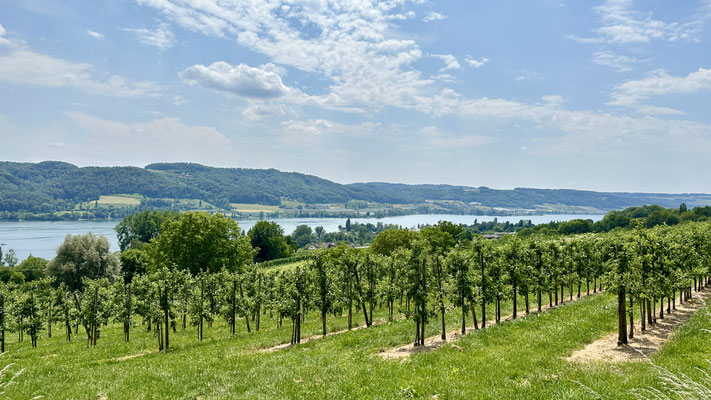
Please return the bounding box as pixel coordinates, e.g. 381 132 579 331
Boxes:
1 161 710 215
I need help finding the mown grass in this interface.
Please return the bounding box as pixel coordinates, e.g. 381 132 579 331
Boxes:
2 288 710 399
261 260 309 273
230 203 282 213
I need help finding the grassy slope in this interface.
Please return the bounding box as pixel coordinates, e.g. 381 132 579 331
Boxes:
2 290 710 399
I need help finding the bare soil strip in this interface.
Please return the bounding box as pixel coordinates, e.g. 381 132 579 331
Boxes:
257 317 395 353
115 351 156 362
379 290 601 360
567 289 711 363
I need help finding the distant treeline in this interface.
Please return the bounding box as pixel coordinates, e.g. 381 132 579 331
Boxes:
2 161 711 218
518 204 709 236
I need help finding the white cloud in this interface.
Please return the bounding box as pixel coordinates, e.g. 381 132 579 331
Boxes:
0 49 164 97
124 23 175 50
0 26 163 97
180 62 294 99
572 0 709 45
431 73 457 83
541 95 565 107
0 24 12 46
86 30 104 39
133 0 711 163
608 67 711 114
514 70 542 81
281 119 380 137
241 102 298 122
432 54 461 71
591 50 641 71
418 126 494 148
423 12 447 22
465 56 489 68
136 0 432 112
64 112 234 163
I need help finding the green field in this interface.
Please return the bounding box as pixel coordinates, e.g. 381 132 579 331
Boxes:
230 203 282 213
77 195 142 209
2 290 710 399
261 260 308 273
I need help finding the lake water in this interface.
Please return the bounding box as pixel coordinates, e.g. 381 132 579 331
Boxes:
0 214 604 262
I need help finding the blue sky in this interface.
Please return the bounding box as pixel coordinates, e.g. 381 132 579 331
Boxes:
1 0 711 193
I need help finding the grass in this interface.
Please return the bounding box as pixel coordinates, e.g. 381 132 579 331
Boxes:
230 203 282 213
2 289 710 399
76 195 142 209
261 260 308 273
280 199 304 208
97 196 141 206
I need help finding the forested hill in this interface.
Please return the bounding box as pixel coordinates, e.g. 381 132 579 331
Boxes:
347 183 711 210
1 161 710 214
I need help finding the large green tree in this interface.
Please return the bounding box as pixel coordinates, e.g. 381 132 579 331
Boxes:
148 212 254 275
115 210 178 251
46 233 121 291
248 221 291 262
16 255 48 282
291 225 314 248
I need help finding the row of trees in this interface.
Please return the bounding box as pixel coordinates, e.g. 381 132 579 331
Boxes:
2 210 708 353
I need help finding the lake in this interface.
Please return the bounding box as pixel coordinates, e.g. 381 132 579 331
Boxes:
0 214 604 262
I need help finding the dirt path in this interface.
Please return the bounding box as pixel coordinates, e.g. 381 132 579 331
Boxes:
115 351 156 361
567 289 711 363
379 290 601 360
256 316 397 353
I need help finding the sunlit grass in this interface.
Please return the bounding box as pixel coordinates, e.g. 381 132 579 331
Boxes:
0 289 709 399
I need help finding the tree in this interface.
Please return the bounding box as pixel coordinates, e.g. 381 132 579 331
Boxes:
218 270 242 336
46 233 121 292
16 255 48 282
314 226 326 242
119 248 149 283
79 278 113 347
370 228 414 256
115 210 178 251
309 251 334 336
148 212 254 275
3 250 18 268
446 245 475 334
421 227 455 339
403 237 431 346
249 221 291 262
291 225 314 249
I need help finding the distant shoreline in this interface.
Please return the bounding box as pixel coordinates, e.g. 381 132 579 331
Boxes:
0 210 607 223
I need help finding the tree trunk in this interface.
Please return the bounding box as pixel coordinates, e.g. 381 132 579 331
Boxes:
628 296 634 339
231 280 236 336
512 284 518 320
538 289 542 313
461 304 466 335
239 282 250 333
641 298 646 332
199 278 204 341
617 286 627 345
470 299 478 330
480 251 486 328
164 285 170 351
1 295 5 353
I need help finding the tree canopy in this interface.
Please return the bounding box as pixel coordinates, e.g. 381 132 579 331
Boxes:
248 220 291 262
148 212 254 275
46 233 121 291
